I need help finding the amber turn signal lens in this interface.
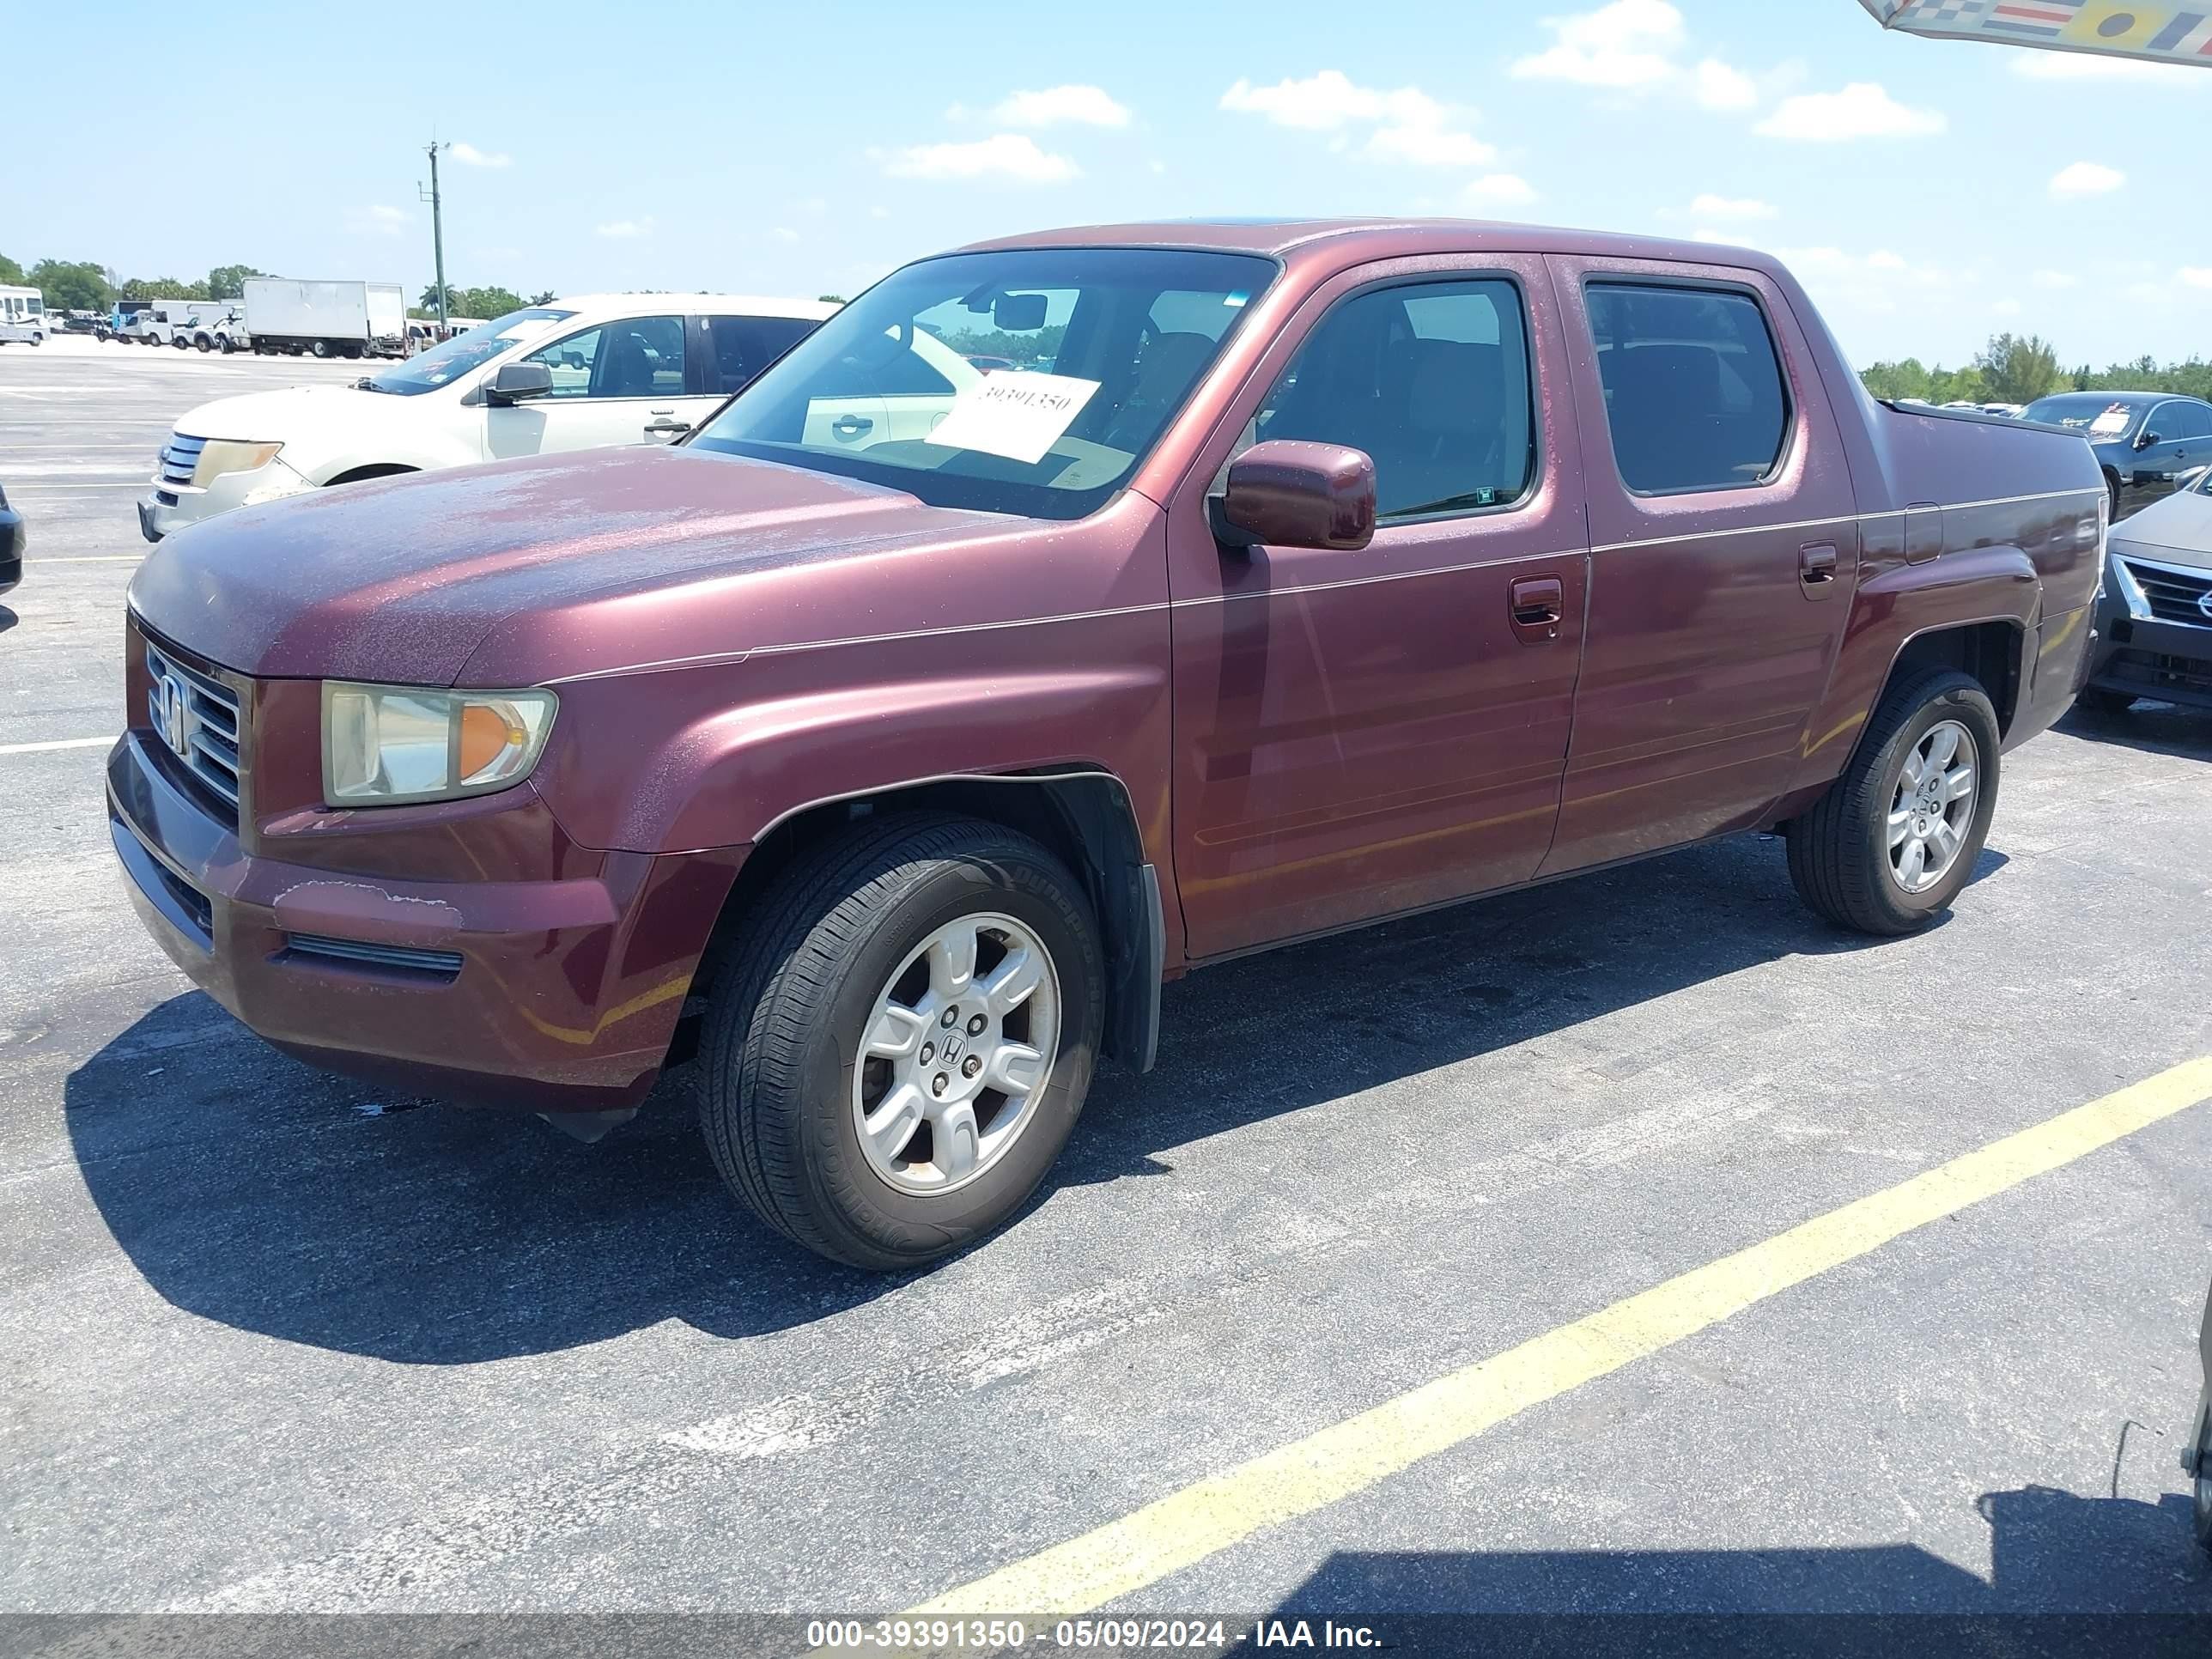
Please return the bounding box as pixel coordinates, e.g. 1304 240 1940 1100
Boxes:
459 702 526 780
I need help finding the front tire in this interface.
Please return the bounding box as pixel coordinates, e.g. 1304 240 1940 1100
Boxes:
696 813 1104 1270
1787 669 2001 936
310 339 331 359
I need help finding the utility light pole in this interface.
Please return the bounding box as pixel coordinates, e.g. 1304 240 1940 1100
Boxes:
418 140 452 329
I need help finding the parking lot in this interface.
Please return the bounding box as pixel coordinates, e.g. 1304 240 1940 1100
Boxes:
3 343 2211 1637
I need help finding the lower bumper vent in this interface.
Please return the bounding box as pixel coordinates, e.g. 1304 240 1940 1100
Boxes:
283 933 464 981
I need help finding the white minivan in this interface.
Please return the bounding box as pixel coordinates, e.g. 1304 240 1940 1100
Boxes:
139 293 836 541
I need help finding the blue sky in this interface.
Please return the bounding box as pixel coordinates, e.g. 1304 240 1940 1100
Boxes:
9 0 2207 368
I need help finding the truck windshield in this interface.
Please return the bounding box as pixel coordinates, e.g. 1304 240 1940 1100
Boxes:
362 307 575 396
689 248 1278 520
2021 393 2146 439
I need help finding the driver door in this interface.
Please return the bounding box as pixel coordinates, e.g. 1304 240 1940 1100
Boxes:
483 314 693 459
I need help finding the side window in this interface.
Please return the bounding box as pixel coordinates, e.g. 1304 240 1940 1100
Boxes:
2157 402 2209 441
524 325 603 398
526 316 687 399
1254 278 1536 520
706 314 819 395
1586 282 1790 495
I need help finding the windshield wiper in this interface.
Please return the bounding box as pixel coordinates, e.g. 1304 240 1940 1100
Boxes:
352 377 389 392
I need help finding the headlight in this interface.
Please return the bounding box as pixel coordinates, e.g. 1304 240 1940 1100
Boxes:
322 682 557 806
191 439 284 487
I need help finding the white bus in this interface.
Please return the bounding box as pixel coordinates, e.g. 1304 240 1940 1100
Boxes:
0 285 46 346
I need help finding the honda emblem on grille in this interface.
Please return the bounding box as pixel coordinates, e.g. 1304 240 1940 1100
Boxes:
155 673 198 761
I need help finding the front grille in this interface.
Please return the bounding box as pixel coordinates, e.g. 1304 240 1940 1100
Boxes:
2122 556 2212 627
143 635 244 822
158 433 204 489
283 934 464 981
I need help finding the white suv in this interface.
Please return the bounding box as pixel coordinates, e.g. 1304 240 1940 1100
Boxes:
139 293 836 542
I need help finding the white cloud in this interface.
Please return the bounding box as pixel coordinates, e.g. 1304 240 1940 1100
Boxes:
450 142 510 168
881 133 1077 184
1754 82 1944 141
1692 58 1758 112
1689 192 1776 221
594 216 654 239
1992 298 2024 317
988 84 1131 129
2049 161 2124 198
1364 124 1497 167
1512 0 1684 88
1219 70 1441 131
2031 270 2080 289
800 197 828 216
1865 249 1907 271
1462 173 1539 210
343 204 407 236
2013 52 2202 82
869 204 891 219
2179 268 2212 289
1220 70 1492 168
769 227 799 243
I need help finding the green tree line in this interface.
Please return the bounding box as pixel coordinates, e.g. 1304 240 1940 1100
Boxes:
1861 332 2212 407
0 252 547 318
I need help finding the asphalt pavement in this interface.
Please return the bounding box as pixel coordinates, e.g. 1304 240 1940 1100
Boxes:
3 340 2210 1642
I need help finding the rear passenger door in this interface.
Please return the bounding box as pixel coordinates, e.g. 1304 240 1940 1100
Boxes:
1539 258 1859 878
1165 258 1589 957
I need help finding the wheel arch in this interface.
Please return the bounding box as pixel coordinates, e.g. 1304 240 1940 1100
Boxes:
684 770 1163 1076
1881 617 2026 740
320 462 423 488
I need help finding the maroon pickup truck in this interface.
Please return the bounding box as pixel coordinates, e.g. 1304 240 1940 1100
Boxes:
111 219 2106 1268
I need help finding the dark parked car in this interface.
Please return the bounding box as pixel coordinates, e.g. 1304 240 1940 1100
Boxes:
0 482 24 595
110 218 2103 1269
2019 390 2212 521
2082 462 2212 714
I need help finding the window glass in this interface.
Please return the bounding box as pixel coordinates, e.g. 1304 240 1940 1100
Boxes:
1587 283 1789 494
2157 402 2210 441
1252 278 1536 520
524 315 686 399
526 326 603 398
705 314 820 395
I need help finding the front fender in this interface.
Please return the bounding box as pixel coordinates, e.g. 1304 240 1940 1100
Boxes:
530 627 1174 858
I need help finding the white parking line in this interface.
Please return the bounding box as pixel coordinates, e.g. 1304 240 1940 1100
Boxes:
6 482 147 489
38 555 147 563
0 736 116 756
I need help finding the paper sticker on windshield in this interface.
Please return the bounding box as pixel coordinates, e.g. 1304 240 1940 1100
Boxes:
925 371 1101 465
2089 405 2132 437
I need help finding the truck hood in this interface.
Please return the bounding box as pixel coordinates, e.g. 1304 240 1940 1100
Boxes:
2110 486 2212 572
128 446 1007 684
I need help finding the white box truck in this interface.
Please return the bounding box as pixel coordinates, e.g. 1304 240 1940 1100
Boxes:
243 278 408 360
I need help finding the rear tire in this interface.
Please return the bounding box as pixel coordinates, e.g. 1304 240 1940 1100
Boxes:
195 334 212 352
1787 669 2001 936
310 339 331 359
696 813 1104 1271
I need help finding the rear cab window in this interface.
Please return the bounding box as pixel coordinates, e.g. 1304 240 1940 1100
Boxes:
1586 282 1790 495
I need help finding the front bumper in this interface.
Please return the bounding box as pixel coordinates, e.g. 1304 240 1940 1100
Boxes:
138 456 314 543
106 730 729 1111
2090 568 2212 711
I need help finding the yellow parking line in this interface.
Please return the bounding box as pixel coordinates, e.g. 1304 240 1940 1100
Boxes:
912 1057 2212 1617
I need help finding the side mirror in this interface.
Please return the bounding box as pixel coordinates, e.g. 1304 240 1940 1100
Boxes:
2136 429 2161 450
1212 440 1376 552
486 361 554 405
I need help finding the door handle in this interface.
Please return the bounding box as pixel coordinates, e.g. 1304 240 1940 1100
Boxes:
831 414 875 440
1508 575 1564 642
641 418 691 442
1799 541 1839 599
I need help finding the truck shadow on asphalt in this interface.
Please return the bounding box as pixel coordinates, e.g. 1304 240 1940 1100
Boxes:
63 833 2001 1364
1259 1486 2209 1654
